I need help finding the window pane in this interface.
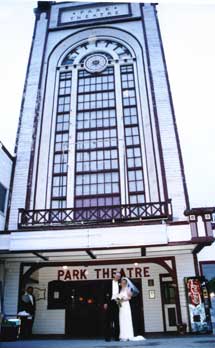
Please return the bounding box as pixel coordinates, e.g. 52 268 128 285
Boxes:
74 65 120 214
121 65 145 204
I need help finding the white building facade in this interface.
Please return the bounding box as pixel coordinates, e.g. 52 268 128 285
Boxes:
0 1 214 337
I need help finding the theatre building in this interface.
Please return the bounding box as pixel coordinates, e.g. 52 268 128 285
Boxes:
0 1 214 337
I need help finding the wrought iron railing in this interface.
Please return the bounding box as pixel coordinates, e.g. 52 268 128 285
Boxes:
18 200 172 229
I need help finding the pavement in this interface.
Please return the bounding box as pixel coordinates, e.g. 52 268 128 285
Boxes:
0 335 215 348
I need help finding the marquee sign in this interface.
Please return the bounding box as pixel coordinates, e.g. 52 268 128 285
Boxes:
57 266 150 281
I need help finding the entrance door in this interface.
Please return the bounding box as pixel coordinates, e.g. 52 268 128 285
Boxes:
130 279 144 336
65 280 104 338
65 279 144 337
161 279 178 331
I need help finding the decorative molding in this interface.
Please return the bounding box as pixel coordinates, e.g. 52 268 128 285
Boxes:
184 207 215 217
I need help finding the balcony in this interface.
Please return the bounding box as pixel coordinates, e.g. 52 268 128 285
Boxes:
18 200 172 229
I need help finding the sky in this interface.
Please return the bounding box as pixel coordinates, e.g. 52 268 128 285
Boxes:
0 0 215 208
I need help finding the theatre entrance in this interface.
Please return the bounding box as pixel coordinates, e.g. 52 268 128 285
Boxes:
48 279 144 338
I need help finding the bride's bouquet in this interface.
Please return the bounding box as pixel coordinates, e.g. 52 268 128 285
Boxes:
115 293 126 307
116 296 123 308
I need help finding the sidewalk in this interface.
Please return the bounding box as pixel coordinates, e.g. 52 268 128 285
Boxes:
0 335 215 348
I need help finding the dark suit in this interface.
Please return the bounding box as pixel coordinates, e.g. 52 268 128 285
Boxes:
20 293 36 337
103 280 120 340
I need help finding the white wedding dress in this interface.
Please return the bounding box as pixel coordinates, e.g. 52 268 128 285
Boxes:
119 288 145 341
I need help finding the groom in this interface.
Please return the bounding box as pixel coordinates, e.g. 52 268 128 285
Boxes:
103 272 121 342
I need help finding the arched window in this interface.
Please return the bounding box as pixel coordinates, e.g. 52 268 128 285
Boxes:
51 39 145 216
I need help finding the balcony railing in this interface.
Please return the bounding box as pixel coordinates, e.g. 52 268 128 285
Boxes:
18 200 172 229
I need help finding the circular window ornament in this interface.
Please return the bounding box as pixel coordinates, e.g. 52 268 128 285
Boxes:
84 54 108 73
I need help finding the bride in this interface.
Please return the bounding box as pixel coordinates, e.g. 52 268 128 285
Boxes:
117 277 145 341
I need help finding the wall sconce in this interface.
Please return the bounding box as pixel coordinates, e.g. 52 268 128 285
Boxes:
149 290 155 299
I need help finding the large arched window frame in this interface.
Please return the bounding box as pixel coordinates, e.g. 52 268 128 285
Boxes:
51 38 146 211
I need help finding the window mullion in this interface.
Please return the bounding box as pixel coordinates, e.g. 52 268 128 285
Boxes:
114 63 128 205
67 68 78 208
